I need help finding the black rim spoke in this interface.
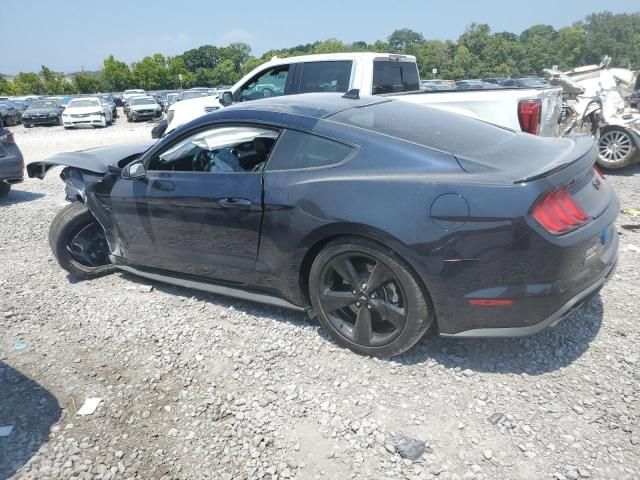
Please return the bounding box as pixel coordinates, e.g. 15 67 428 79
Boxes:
366 261 394 291
353 306 373 344
371 299 406 328
320 289 356 313
332 256 360 289
319 252 408 347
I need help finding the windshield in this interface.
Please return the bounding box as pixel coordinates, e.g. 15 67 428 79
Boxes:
125 90 144 94
328 100 514 157
131 97 156 105
31 101 58 109
68 99 100 108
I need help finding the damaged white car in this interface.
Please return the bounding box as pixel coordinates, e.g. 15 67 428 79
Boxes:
546 57 640 169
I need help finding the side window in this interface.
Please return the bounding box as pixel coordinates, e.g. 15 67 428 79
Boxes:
298 61 352 93
266 129 354 171
146 126 280 173
372 61 420 94
237 65 290 102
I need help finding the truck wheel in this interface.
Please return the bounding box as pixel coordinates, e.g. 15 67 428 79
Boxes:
597 127 638 170
49 202 116 279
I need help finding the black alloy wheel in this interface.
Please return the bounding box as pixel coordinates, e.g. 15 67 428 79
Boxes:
309 238 433 357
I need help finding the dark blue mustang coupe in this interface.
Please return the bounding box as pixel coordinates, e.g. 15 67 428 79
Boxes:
28 93 619 356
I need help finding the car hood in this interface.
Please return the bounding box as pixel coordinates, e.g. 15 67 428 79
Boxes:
65 106 103 115
27 140 156 179
167 95 223 133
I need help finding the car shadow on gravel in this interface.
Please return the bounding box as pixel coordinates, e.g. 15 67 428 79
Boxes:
0 189 45 206
394 295 604 374
0 361 61 479
601 162 640 178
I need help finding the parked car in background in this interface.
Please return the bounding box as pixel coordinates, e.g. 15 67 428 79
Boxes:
420 80 453 91
166 53 563 138
482 77 508 85
100 94 118 119
9 99 30 118
22 99 64 127
0 102 21 127
501 77 550 88
0 126 24 197
123 89 146 103
126 96 162 122
454 80 503 90
165 92 179 112
62 97 113 128
177 90 209 102
28 94 618 356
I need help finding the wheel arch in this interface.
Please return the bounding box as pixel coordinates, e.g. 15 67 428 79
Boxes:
296 226 438 324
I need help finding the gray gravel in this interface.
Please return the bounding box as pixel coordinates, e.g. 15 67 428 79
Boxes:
1 115 639 479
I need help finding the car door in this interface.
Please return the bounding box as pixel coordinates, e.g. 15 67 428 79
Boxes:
234 64 296 102
108 123 281 283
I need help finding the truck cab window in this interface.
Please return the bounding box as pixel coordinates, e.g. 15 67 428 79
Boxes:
298 61 352 93
372 61 420 94
238 66 290 102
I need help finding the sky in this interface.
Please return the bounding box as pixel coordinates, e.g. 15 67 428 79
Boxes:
2 0 639 74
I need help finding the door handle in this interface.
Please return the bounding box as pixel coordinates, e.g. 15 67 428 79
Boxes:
217 197 252 208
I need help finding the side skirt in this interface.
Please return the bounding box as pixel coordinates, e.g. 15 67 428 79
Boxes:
115 264 308 312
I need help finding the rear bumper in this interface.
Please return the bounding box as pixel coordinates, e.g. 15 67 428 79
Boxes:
62 114 105 126
441 255 616 338
0 147 25 183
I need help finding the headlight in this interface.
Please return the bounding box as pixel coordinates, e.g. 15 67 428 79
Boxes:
48 112 58 117
22 113 31 118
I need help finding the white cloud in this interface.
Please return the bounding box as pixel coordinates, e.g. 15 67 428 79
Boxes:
217 28 254 46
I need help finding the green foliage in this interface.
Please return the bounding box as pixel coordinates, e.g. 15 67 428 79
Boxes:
3 11 639 94
72 72 104 94
102 55 131 91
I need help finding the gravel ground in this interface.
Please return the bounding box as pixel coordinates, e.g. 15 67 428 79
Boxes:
1 114 639 480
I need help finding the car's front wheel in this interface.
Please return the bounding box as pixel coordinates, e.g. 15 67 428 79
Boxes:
49 202 116 279
309 237 433 357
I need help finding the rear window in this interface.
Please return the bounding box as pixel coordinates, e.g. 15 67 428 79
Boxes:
298 61 352 94
328 101 515 157
372 61 420 94
266 129 353 171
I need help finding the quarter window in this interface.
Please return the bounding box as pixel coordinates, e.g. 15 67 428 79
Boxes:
298 61 352 93
266 129 353 171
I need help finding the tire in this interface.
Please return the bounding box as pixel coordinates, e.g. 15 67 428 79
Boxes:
309 237 433 357
127 114 132 123
48 202 116 279
0 181 11 197
57 115 62 126
597 127 638 170
24 123 32 128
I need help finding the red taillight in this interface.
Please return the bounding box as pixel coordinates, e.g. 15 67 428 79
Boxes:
518 99 542 135
0 132 14 143
532 189 589 234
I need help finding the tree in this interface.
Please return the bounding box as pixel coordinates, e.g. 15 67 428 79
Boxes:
388 28 425 53
224 43 252 72
72 72 103 93
182 45 222 71
0 76 13 95
12 72 44 95
41 66 73 94
131 54 167 90
311 38 346 54
102 55 131 91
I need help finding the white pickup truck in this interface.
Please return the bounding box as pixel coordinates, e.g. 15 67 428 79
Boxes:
166 52 563 137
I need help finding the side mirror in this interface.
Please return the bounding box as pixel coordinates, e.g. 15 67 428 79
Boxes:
122 161 146 179
220 91 233 107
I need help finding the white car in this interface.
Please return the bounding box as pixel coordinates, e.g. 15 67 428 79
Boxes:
123 89 146 102
62 97 113 129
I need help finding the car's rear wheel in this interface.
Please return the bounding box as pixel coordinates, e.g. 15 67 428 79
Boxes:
0 181 11 197
309 237 433 357
49 202 116 279
597 127 638 169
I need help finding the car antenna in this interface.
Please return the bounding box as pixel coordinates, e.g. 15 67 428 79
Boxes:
342 89 360 99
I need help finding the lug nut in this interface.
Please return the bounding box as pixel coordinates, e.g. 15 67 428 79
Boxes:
361 283 368 290
367 304 372 310
356 302 361 307
352 290 357 295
